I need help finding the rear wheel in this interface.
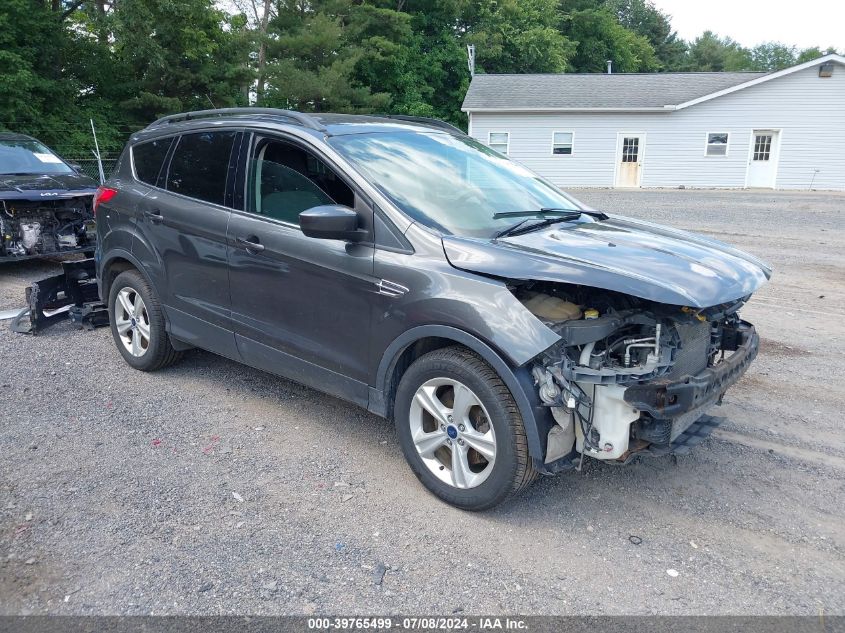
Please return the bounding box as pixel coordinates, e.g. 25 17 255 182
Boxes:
394 346 537 510
108 269 182 371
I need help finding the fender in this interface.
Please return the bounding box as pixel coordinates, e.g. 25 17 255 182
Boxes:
369 324 558 464
98 247 194 352
98 247 154 302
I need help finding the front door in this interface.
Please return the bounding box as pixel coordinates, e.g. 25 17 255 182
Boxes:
616 134 644 187
746 130 780 188
227 134 375 406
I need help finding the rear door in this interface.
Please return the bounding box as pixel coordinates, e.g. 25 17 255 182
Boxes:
226 133 376 405
133 129 242 359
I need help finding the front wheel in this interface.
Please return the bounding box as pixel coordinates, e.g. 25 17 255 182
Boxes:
394 347 537 510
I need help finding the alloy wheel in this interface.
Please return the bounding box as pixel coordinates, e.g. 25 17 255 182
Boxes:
114 287 150 357
409 377 497 489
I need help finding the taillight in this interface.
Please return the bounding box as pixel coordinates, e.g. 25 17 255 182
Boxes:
93 186 117 212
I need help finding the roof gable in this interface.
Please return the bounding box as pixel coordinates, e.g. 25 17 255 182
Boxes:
462 54 845 113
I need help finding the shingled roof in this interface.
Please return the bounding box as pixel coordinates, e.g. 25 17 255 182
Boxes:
461 71 768 111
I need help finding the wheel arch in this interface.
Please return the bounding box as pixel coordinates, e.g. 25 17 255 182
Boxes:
99 249 154 303
370 325 552 462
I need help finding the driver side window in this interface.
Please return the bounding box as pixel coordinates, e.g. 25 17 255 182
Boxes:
247 139 353 226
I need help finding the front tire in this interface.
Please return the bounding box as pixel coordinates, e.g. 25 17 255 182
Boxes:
394 346 537 510
108 269 182 371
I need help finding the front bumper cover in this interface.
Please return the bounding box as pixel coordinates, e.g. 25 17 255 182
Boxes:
623 322 758 419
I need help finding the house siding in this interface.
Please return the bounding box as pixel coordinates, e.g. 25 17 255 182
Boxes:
468 64 845 190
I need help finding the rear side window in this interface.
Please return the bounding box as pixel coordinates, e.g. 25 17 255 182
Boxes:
132 138 173 186
166 131 237 206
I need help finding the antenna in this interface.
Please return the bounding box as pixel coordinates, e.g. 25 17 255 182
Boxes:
89 119 105 184
467 44 476 76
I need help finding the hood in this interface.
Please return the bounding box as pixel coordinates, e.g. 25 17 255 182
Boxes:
443 215 771 308
0 172 98 201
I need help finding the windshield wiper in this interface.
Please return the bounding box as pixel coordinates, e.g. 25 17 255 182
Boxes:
493 209 582 239
493 207 578 218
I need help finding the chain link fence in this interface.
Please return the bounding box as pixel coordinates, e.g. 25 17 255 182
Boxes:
64 157 120 183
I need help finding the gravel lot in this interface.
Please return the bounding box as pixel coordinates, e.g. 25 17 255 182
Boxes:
1 189 843 616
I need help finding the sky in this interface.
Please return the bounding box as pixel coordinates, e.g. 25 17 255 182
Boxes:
651 0 845 50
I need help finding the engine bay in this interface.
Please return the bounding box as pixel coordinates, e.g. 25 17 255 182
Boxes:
1 197 95 260
515 281 749 465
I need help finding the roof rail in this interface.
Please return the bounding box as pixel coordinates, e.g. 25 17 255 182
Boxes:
379 115 465 135
145 108 325 131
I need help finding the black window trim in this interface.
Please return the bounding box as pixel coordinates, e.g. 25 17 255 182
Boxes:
130 135 177 188
136 127 243 212
233 130 390 246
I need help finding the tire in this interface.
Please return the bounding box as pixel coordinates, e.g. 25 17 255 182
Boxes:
394 346 537 510
108 269 183 371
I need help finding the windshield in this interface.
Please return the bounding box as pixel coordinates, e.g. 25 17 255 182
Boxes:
329 131 584 238
0 139 73 176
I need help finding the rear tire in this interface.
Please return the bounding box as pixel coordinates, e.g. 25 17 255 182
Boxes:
108 269 182 371
394 346 537 510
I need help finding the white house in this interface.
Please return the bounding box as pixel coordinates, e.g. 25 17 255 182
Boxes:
462 54 845 190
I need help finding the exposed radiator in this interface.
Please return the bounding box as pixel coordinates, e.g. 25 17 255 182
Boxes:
667 321 711 379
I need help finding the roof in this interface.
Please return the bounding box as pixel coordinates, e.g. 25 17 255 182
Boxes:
462 53 845 112
138 109 462 140
463 72 763 111
0 132 36 142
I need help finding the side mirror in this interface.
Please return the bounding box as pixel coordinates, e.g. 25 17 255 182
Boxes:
299 205 365 241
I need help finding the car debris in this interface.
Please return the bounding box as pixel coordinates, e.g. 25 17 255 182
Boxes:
9 258 108 334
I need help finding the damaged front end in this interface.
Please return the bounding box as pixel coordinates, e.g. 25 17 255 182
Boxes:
518 282 758 466
1 196 96 262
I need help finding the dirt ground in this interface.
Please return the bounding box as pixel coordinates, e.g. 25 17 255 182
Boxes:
0 189 843 616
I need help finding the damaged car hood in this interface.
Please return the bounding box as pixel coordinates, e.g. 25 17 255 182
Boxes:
443 215 771 308
0 173 97 201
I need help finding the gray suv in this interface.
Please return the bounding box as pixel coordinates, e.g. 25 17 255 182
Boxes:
95 108 770 510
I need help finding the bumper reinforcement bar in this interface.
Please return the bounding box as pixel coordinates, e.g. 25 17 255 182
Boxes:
623 323 758 419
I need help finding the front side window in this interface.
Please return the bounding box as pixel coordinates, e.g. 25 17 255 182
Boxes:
0 138 73 176
133 137 173 185
706 133 729 157
329 131 584 238
247 140 353 226
552 132 574 155
166 131 237 206
488 132 509 155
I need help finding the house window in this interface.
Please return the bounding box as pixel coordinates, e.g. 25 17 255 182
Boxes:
488 132 509 155
622 137 639 162
552 132 574 155
753 134 773 161
706 133 729 156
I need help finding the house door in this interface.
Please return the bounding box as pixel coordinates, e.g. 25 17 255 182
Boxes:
746 130 780 188
616 134 644 187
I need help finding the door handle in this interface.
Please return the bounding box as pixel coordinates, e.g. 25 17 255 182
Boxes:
236 235 265 253
143 209 163 224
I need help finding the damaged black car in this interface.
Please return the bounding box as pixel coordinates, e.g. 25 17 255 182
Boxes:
0 132 97 262
95 109 771 510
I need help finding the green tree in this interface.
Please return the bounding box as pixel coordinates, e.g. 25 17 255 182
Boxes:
749 42 797 71
605 0 686 70
111 0 251 121
797 46 839 63
468 0 576 74
685 31 752 71
563 7 659 72
262 6 392 112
